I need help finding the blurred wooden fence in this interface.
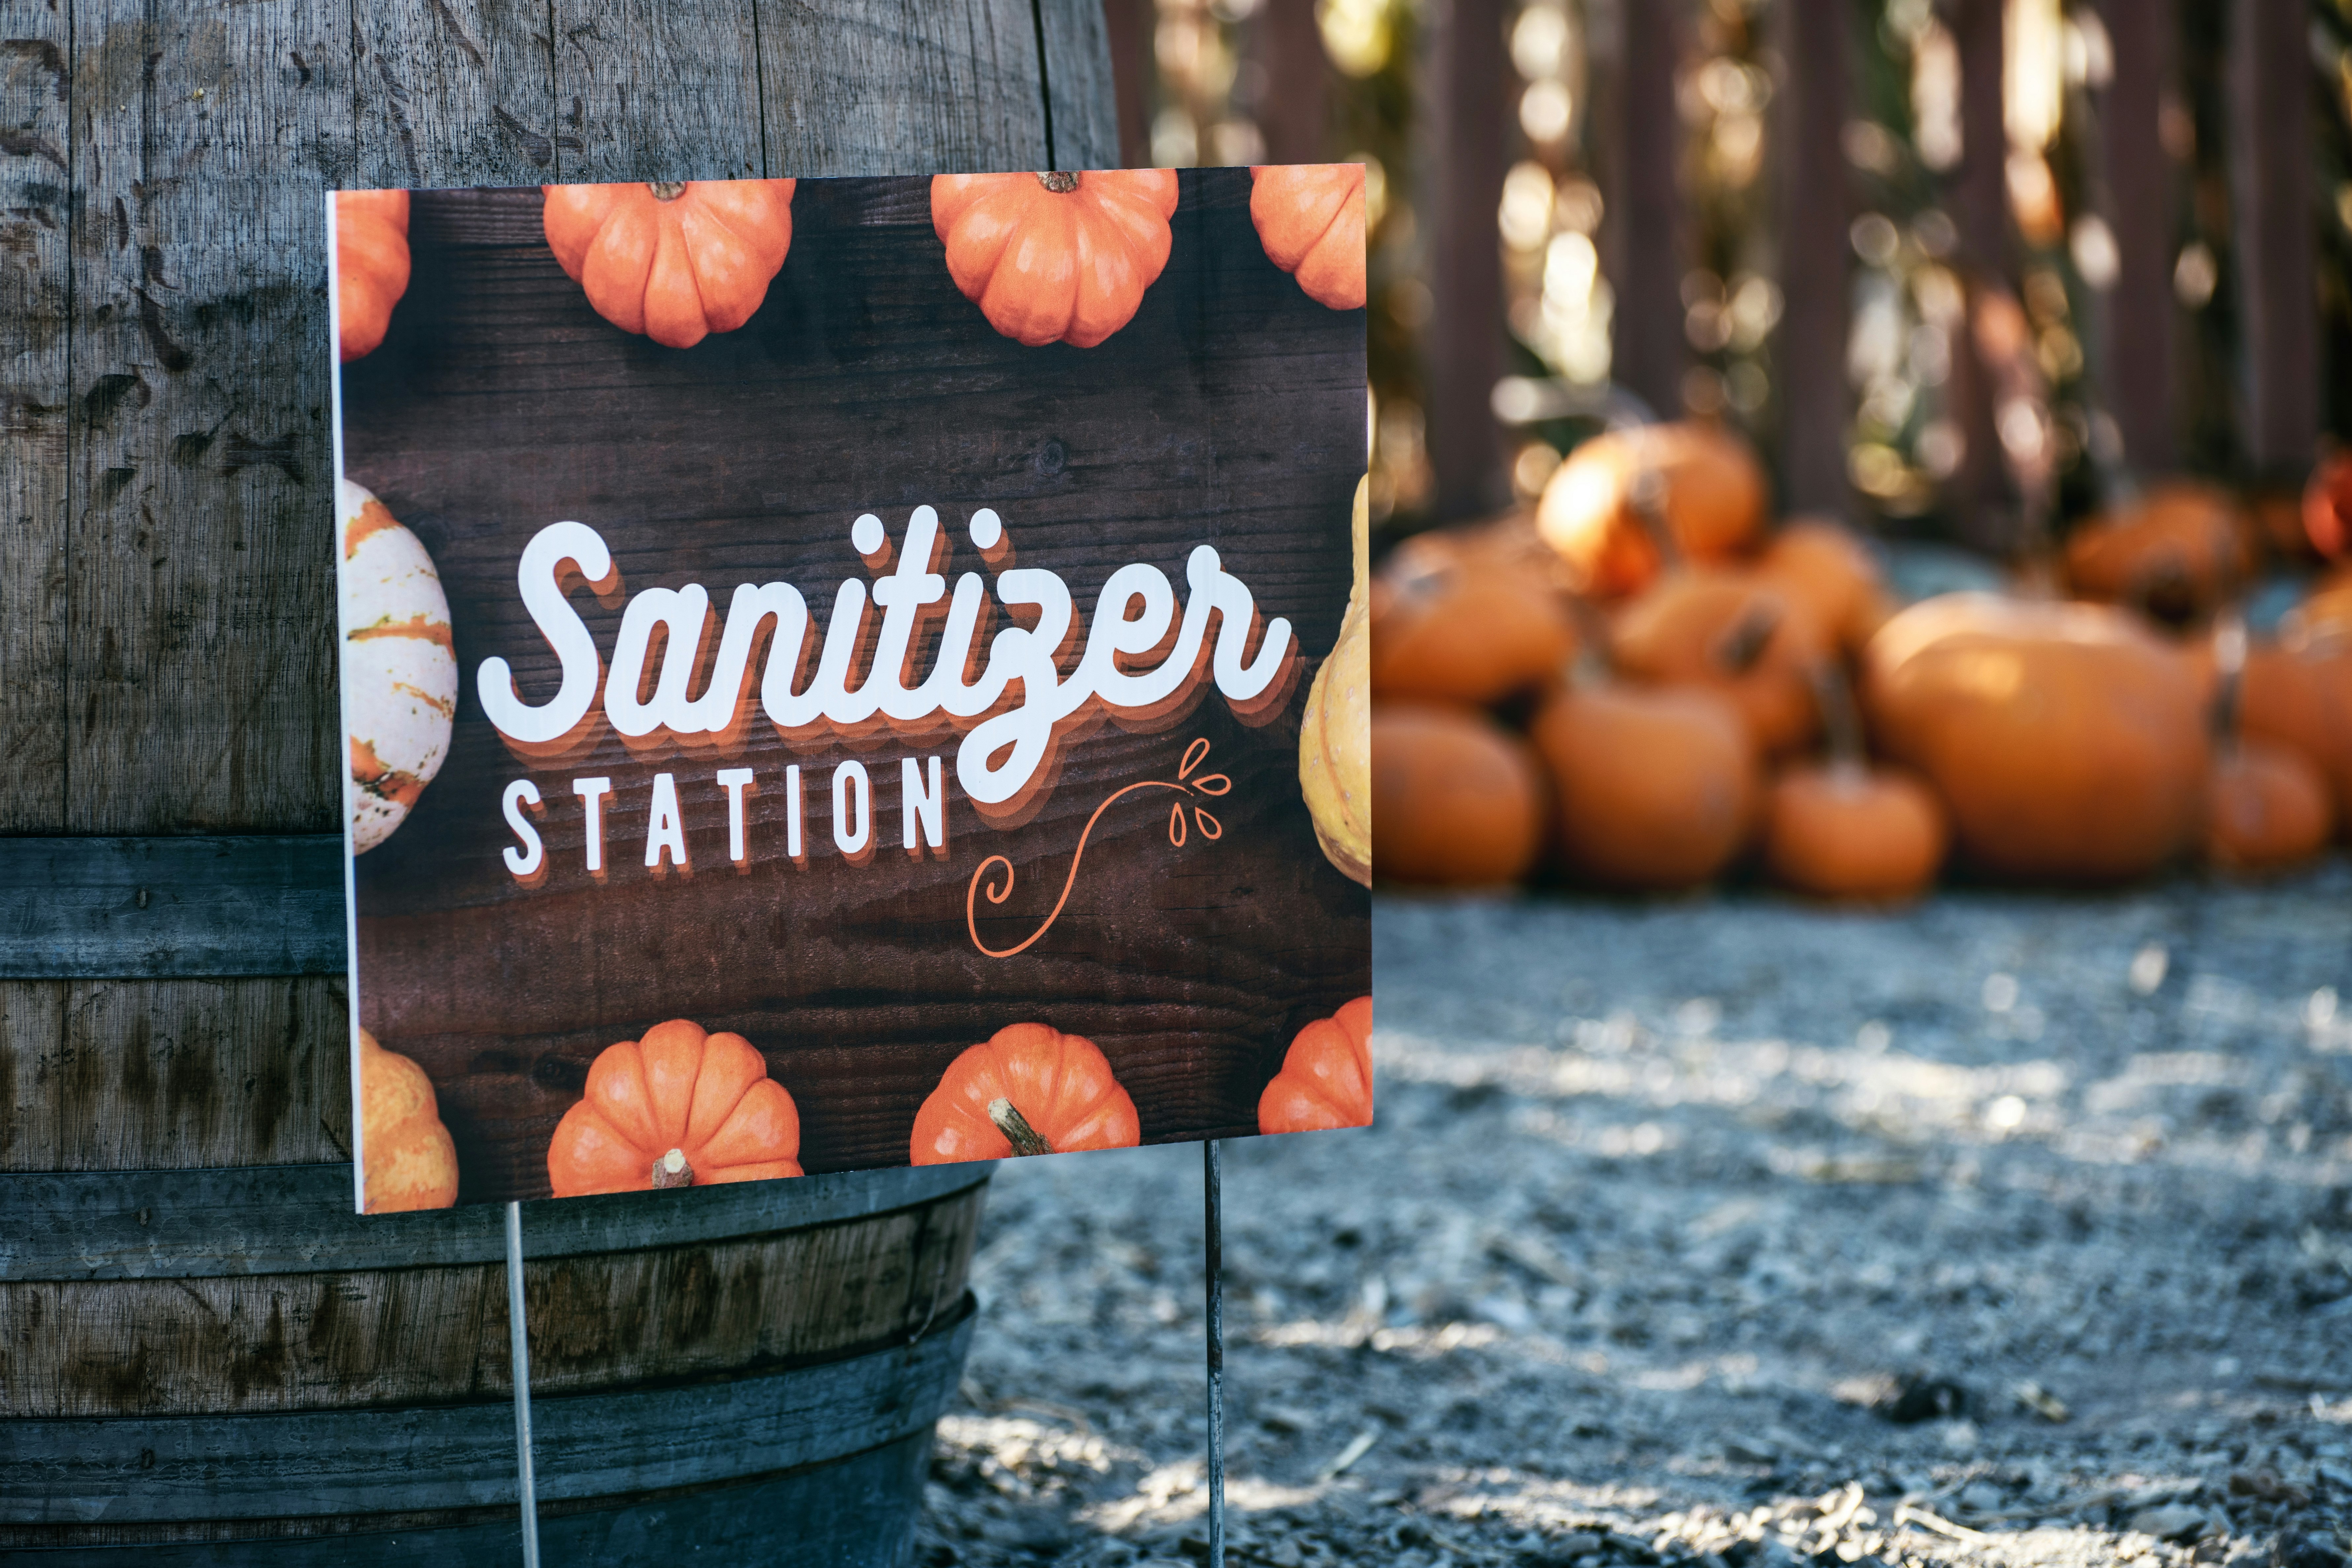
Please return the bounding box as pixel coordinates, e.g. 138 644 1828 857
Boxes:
1101 0 2330 539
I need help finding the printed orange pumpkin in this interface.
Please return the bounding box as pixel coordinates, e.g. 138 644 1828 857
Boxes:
1529 681 1759 891
2205 739 2334 875
359 1028 458 1212
1534 422 1766 599
1764 762 1948 901
1861 594 2209 882
1249 164 1366 310
547 1020 802 1197
542 179 797 349
1609 570 1824 755
931 171 1179 347
2063 481 2251 625
1258 996 1374 1135
910 1023 1141 1165
336 190 410 363
1369 531 1577 705
1370 704 1548 886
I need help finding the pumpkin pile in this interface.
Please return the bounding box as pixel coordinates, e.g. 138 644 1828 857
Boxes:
1368 421 2350 898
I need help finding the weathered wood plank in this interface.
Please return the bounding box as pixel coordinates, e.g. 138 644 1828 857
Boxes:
1773 0 1852 515
2 1430 928 1557
754 0 1050 176
0 1158 989 1280
2095 0 2177 475
0 976 347 1171
354 0 562 190
1425 0 1510 518
0 836 344 979
1037 0 1120 169
2228 0 2317 477
67 0 347 834
0 8 72 834
0 1298 971 1520
2 1184 979 1413
548 0 765 182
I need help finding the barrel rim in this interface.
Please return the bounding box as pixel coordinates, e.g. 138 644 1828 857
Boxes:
0 1160 994 1281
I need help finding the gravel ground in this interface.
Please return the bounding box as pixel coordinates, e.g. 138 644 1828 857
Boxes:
915 864 2352 1568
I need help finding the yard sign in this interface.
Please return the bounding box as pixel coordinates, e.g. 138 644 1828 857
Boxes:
329 170 1371 1210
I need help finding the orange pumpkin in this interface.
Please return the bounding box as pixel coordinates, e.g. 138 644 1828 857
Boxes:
1529 681 1758 890
2288 568 2352 643
1369 531 1577 705
1609 570 1823 755
2305 448 2351 559
543 179 797 349
335 190 411 363
359 1028 459 1212
931 170 1179 347
1764 762 1948 901
2063 481 2251 625
1370 704 1548 886
1754 520 1892 657
1534 422 1767 599
2206 739 2334 874
1861 594 2209 882
2241 627 2352 834
910 1023 1141 1164
1258 996 1374 1135
547 1020 802 1197
1248 164 1366 310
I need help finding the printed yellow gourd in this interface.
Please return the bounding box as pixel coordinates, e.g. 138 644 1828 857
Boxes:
1299 476 1372 885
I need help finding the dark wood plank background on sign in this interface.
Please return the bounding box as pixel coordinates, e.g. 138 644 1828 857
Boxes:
339 169 1369 1202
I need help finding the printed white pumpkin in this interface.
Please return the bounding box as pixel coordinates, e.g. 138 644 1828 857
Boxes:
340 477 457 852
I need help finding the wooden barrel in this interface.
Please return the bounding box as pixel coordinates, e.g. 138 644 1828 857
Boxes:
0 2 1116 1559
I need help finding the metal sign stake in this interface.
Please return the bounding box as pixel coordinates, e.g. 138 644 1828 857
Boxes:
506 1200 542 1568
1204 1138 1226 1566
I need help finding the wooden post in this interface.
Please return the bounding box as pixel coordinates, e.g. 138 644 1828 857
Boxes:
1612 0 1686 422
1941 0 2014 550
1102 0 1157 168
1250 0 1331 167
1424 0 1511 519
2229 0 2318 480
2095 0 2179 476
1774 0 1854 516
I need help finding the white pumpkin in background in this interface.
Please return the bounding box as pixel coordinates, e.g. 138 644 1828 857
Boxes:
339 477 456 852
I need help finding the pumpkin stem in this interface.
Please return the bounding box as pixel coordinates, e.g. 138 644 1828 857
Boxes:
986 1097 1056 1156
2209 609 2247 754
651 1147 694 1188
647 181 688 201
1035 170 1081 194
1714 600 1782 674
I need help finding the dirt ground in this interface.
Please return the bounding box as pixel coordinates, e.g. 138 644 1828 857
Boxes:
913 865 2352 1568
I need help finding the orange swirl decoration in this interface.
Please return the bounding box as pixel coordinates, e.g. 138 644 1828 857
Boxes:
968 737 1233 958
